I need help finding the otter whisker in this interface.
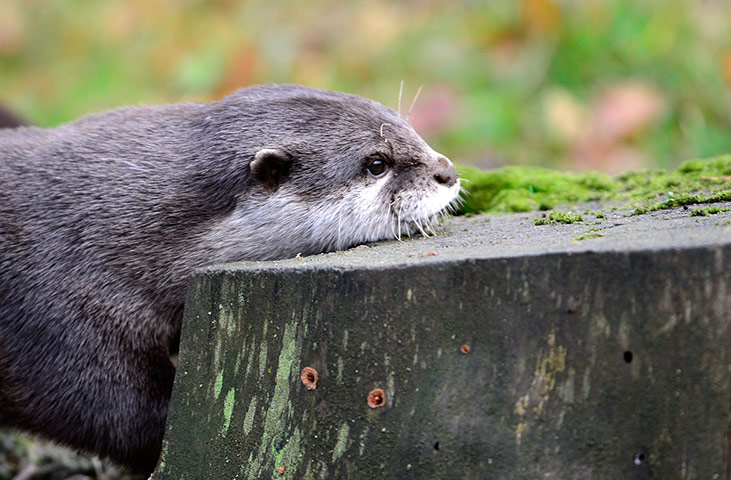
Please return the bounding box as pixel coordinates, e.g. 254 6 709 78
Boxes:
415 219 428 238
389 212 398 240
337 209 343 250
398 80 404 116
388 199 399 240
380 123 392 140
397 205 403 241
426 220 437 235
419 217 431 238
407 85 423 120
427 215 439 235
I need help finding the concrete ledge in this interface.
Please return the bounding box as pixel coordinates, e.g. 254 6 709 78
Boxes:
152 207 731 480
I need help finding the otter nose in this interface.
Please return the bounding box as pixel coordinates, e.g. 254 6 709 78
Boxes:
434 155 457 187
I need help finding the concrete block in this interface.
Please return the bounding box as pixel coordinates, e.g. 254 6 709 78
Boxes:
153 207 731 479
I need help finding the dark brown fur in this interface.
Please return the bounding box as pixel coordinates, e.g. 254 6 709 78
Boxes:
0 103 27 129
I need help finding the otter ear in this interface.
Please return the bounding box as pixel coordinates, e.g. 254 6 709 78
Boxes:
250 148 292 191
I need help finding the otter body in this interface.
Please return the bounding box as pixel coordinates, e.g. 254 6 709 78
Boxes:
0 85 459 472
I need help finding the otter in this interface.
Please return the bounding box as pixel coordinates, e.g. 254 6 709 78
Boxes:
0 84 460 473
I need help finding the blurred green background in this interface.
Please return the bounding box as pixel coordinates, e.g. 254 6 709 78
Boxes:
1 0 730 173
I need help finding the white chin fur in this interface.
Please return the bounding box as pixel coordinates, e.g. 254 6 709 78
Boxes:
331 176 461 246
392 179 462 236
203 176 462 263
401 180 461 222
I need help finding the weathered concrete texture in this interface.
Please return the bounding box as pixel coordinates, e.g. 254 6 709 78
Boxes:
153 206 731 480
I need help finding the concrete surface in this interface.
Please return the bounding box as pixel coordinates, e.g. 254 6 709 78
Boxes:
152 204 731 480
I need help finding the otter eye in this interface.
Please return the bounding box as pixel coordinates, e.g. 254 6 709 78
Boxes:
366 158 388 178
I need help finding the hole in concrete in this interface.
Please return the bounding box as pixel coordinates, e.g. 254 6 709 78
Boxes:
300 367 318 390
624 351 633 363
633 453 645 465
368 388 385 408
433 441 440 451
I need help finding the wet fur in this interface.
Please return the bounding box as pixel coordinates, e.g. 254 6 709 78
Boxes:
0 85 459 473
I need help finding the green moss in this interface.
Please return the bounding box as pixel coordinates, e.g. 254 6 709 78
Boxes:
458 165 614 214
632 190 731 215
242 396 258 436
222 389 235 434
214 371 223 398
331 423 350 463
689 206 731 217
458 155 731 215
574 233 604 241
250 322 300 477
534 211 583 226
583 210 606 218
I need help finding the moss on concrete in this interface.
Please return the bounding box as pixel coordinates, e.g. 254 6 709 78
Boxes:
533 211 583 225
457 165 614 214
458 154 731 215
690 206 731 217
574 233 604 241
632 189 731 215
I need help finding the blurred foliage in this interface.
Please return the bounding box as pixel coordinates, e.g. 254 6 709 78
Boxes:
458 154 731 213
1 0 730 171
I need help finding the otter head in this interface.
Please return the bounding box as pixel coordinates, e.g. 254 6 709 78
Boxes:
201 85 461 262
